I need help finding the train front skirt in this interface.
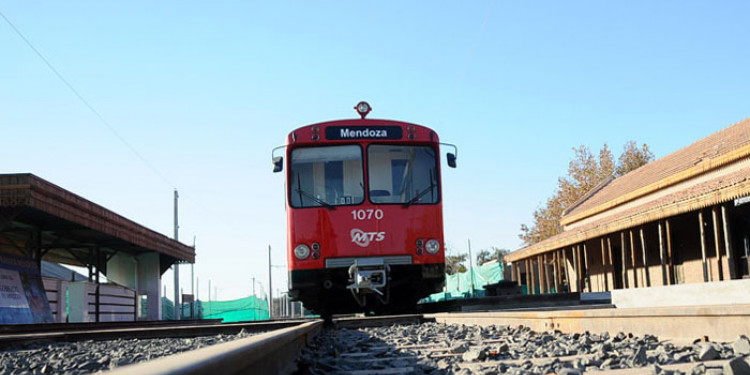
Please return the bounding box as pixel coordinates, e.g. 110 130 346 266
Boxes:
289 261 445 316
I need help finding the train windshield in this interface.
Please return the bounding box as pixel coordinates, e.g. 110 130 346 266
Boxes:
289 145 364 208
367 145 438 205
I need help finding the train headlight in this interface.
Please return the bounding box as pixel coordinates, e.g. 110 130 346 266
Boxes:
425 239 440 254
294 244 311 260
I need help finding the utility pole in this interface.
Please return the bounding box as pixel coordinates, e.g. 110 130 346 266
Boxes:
468 239 475 298
191 237 195 297
252 277 256 298
190 237 195 320
268 245 273 320
173 189 180 321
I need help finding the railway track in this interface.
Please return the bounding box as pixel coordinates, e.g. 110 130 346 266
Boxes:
1 306 749 374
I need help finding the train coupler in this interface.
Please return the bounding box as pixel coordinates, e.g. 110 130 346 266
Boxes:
347 259 390 298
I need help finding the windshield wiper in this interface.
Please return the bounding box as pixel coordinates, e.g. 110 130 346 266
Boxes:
403 183 435 207
295 188 335 209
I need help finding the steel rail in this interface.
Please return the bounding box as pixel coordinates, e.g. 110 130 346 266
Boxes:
106 320 322 375
0 319 223 334
0 319 313 347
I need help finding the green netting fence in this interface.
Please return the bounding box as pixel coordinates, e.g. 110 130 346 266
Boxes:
161 295 269 322
422 261 505 302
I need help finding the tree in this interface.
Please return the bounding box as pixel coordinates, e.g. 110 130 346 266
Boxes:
476 247 510 266
445 253 468 275
616 141 654 177
519 141 654 246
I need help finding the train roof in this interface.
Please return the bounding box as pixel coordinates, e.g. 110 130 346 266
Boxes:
286 118 440 145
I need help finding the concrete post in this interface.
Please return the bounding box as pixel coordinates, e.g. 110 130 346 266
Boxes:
68 282 90 323
137 252 162 320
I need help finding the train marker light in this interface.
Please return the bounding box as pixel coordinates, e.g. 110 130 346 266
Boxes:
425 239 440 254
294 244 311 260
355 101 371 119
312 126 320 141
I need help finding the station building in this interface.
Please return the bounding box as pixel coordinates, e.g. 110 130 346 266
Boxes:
0 173 194 323
507 117 750 302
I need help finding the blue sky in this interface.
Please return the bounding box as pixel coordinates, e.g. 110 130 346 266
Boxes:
2 1 749 301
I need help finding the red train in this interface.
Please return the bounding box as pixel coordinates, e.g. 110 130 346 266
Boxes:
272 102 456 317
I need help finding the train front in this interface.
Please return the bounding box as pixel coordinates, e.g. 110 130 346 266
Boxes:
273 103 455 316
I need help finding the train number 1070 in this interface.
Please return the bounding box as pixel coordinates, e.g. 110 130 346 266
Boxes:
351 209 384 220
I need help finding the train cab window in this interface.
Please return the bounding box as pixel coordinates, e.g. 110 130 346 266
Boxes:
367 145 438 205
289 145 364 208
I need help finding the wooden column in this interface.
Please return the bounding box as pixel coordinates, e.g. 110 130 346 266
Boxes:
712 206 724 281
537 255 545 294
529 258 541 294
552 251 560 293
583 243 590 292
620 232 628 288
601 238 608 291
570 246 581 293
666 219 674 285
607 237 614 290
526 258 534 295
576 245 583 292
544 253 551 294
699 210 709 282
722 204 737 280
639 226 651 287
658 221 667 285
562 249 570 292
515 262 522 286
630 230 638 287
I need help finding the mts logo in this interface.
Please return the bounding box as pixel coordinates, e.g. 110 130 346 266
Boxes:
350 228 386 247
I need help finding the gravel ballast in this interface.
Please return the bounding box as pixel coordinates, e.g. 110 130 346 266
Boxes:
0 329 254 374
298 323 750 374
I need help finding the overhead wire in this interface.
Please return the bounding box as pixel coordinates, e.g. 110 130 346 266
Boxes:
0 9 175 189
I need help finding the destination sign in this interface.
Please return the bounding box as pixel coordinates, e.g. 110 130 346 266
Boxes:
325 126 403 140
